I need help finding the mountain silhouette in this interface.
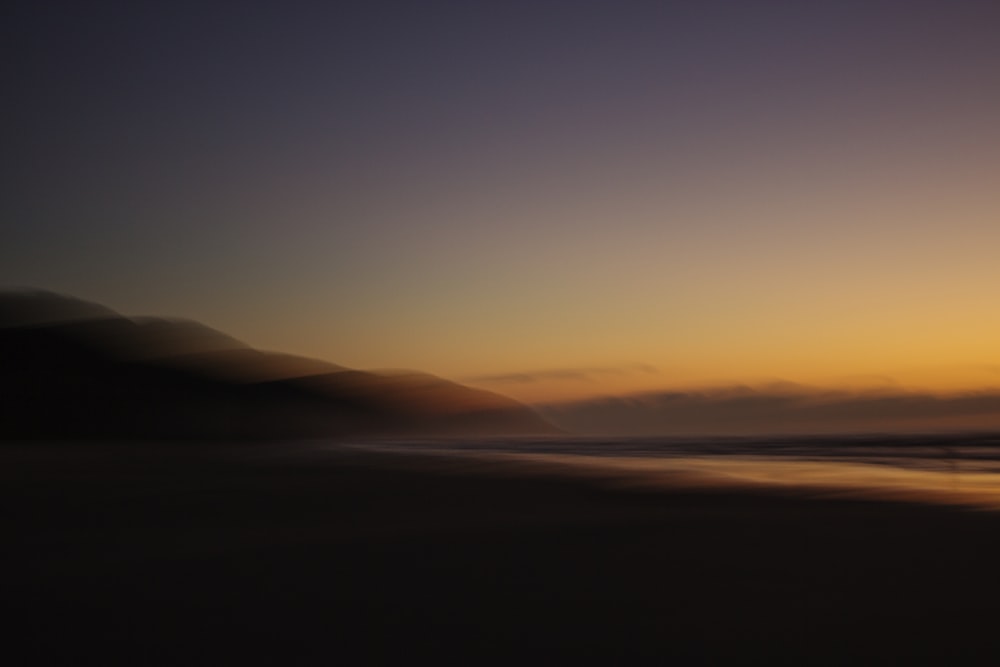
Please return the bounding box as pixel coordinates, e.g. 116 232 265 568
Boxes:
0 289 556 439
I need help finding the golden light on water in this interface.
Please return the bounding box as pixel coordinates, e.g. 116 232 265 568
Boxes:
381 448 1000 512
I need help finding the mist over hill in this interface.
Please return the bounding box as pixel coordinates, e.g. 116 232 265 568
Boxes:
537 383 1000 436
0 290 556 440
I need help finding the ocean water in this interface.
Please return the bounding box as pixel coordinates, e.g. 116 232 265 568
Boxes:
331 432 1000 509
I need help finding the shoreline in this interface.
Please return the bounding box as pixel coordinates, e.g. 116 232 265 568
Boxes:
5 441 1000 664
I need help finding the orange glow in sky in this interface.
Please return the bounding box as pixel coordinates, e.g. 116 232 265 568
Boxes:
4 1 999 411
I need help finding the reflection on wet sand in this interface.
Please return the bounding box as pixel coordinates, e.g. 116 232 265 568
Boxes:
334 441 1000 510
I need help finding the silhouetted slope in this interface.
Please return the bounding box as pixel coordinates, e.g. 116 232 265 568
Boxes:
0 290 556 439
285 370 557 436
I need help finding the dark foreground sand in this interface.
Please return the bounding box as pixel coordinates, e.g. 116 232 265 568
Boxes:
4 442 1000 666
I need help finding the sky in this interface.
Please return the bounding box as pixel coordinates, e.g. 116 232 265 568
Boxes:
4 0 1000 405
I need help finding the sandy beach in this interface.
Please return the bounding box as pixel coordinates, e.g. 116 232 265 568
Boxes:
5 441 1000 665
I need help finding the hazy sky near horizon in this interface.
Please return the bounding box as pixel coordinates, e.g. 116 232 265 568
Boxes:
4 0 1000 402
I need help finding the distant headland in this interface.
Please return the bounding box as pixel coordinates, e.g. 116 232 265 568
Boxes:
0 289 557 440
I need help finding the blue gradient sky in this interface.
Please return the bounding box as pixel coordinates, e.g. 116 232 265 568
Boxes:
4 1 1000 401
